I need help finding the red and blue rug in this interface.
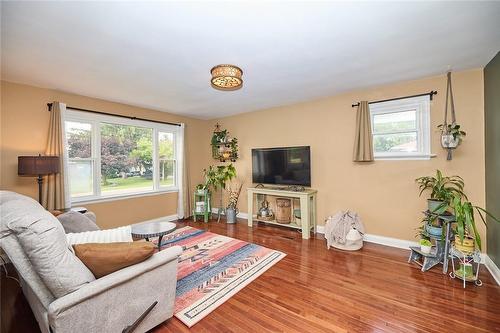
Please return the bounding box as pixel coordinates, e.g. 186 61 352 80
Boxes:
158 226 285 327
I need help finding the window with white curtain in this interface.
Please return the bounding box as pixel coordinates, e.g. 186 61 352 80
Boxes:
370 95 431 160
65 109 180 202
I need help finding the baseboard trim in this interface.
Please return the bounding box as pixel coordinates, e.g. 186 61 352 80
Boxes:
485 255 500 286
139 214 179 224
210 208 248 219
315 225 419 249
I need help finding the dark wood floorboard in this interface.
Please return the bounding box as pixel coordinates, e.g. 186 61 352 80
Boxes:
2 218 499 333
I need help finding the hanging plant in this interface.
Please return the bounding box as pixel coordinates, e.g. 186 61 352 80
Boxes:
210 123 238 162
439 72 465 160
438 123 466 149
229 138 238 161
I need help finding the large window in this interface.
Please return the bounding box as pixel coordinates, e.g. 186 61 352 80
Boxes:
370 95 431 159
65 110 180 202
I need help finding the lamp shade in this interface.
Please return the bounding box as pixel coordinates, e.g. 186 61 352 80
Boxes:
18 155 60 176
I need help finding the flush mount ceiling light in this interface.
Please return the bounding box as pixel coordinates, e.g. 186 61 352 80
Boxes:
210 64 243 91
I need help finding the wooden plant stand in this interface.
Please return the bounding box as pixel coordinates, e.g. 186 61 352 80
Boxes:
193 190 211 223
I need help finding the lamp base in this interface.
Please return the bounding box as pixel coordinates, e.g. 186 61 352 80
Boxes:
37 175 43 205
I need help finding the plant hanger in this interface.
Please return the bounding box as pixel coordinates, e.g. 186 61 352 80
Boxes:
439 71 466 160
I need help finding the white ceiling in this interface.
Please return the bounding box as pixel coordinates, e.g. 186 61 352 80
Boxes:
2 2 500 119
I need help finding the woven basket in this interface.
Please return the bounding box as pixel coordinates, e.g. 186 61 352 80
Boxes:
276 198 291 224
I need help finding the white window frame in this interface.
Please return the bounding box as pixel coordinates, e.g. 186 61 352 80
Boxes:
65 109 181 204
369 95 431 160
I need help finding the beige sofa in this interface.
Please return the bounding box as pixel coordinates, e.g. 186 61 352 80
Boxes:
0 191 181 333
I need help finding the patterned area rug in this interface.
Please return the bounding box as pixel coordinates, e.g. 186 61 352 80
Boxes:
157 226 285 327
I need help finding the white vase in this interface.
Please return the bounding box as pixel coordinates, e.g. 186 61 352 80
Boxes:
441 134 459 149
420 244 432 254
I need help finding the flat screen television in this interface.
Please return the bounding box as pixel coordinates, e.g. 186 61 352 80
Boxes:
252 146 311 186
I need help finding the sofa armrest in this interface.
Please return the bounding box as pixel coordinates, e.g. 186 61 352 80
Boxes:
48 245 182 333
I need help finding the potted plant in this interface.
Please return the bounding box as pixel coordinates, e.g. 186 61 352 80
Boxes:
423 216 444 238
438 123 466 149
420 239 432 254
225 181 242 224
203 164 237 222
195 183 207 194
416 170 466 213
450 194 500 252
211 129 228 145
229 138 238 161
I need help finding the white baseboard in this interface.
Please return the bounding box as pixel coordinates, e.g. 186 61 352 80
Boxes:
485 255 500 286
138 214 179 224
210 208 248 219
315 225 419 249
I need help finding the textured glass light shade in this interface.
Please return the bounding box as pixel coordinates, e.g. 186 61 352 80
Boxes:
210 64 243 90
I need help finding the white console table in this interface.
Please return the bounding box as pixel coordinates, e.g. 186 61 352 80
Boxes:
247 187 317 239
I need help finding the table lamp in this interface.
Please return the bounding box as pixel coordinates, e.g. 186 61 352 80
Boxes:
18 155 60 204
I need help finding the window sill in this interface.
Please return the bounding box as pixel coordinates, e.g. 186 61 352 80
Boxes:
374 153 437 161
71 188 179 205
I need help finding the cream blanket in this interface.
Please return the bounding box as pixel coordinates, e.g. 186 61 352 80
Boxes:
66 226 132 245
324 211 365 249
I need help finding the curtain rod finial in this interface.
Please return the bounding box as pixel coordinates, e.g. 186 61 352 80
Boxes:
47 103 52 111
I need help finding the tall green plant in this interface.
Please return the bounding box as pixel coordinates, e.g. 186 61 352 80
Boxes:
203 164 236 222
451 194 500 251
203 164 236 192
416 170 466 202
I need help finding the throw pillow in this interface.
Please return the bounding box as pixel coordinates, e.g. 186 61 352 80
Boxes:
66 226 132 245
57 211 100 234
0 192 95 297
73 242 155 278
50 210 63 217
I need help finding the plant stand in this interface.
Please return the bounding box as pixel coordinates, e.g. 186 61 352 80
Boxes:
193 190 211 223
409 211 455 273
449 246 482 288
408 235 446 272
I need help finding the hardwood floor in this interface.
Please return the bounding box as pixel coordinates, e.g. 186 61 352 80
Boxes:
2 219 500 333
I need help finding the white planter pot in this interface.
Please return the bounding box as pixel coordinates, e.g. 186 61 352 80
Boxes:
420 244 432 254
441 134 459 149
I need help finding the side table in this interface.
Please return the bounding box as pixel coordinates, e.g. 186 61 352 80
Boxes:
131 221 177 251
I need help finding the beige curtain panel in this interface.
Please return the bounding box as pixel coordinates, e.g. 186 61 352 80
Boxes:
43 101 70 210
177 123 191 218
353 101 374 162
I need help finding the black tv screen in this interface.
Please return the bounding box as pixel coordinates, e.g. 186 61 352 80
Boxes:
252 146 311 186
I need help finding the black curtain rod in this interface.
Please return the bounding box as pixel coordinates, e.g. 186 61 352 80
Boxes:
47 103 181 127
351 90 437 108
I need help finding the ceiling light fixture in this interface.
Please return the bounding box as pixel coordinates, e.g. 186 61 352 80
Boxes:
210 64 243 91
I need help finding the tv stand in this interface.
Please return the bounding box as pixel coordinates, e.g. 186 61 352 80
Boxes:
247 187 317 239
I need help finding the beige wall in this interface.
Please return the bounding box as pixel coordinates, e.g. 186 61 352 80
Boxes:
0 81 212 229
213 69 486 243
1 69 486 243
